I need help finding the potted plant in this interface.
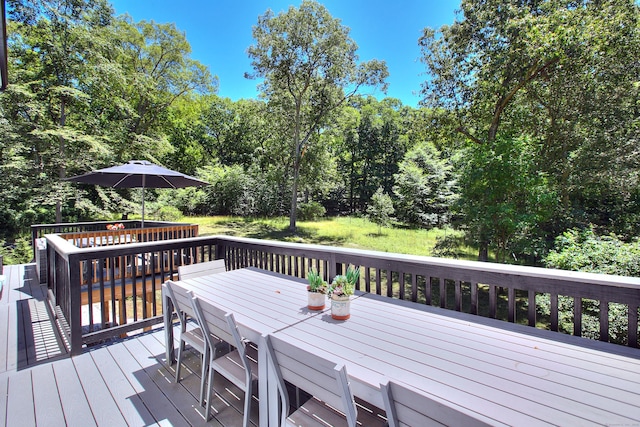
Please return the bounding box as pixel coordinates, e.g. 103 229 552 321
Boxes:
328 265 359 320
307 269 328 310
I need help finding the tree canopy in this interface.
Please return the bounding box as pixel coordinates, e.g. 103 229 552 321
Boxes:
1 0 639 269
246 0 388 231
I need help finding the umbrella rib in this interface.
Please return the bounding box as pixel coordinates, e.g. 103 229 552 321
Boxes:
113 174 133 188
159 175 177 189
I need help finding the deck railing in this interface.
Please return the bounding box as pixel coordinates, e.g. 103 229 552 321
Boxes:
43 233 640 355
32 220 187 257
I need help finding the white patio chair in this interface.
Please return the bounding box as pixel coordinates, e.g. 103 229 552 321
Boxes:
381 380 491 427
189 292 258 426
263 333 386 427
163 280 208 405
178 258 226 280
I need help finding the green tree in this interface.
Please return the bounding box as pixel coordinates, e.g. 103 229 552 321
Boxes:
367 187 395 235
458 135 556 263
393 142 457 228
419 0 640 259
247 0 388 232
333 96 410 213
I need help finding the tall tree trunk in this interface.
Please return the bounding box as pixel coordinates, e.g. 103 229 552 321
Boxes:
56 99 67 224
478 227 489 262
289 161 299 232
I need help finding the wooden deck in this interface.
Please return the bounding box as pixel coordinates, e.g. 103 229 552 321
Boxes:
0 264 258 427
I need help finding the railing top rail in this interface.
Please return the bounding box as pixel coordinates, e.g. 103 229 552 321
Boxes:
58 224 198 239
32 220 187 229
213 235 640 289
44 232 640 290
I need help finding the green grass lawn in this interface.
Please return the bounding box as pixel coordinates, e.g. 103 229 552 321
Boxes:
187 215 478 259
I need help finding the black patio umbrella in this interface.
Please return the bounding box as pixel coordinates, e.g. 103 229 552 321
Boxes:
66 160 209 226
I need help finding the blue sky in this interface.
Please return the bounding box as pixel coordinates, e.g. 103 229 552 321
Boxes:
110 0 460 107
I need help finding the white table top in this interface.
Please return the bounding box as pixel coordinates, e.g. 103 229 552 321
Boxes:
274 292 640 426
169 267 323 343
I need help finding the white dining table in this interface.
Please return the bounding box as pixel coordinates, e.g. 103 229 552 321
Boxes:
272 292 640 426
164 268 640 426
162 267 326 427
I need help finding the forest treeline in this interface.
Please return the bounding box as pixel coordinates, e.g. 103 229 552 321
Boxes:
1 0 639 267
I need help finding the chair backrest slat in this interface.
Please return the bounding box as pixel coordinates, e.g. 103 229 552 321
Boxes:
178 259 226 280
263 334 358 426
381 381 492 427
189 293 250 365
164 280 196 319
191 295 236 345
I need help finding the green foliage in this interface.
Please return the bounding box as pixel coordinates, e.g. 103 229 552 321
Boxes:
297 202 326 221
307 269 328 293
420 0 640 252
432 233 467 259
366 187 395 234
155 205 182 222
457 135 556 262
198 164 253 216
393 142 457 228
0 236 33 265
329 265 359 297
540 228 640 344
247 0 388 231
333 97 411 214
545 228 640 277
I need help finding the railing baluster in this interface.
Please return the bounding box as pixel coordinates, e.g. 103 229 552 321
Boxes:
550 293 559 331
411 273 417 302
527 290 536 326
600 301 609 342
508 287 515 323
574 296 582 337
489 284 497 318
630 304 638 348
98 259 106 329
471 282 478 315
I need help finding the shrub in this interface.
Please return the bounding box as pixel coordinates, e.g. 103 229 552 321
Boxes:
432 233 465 259
297 201 326 221
0 236 33 265
540 227 640 344
156 205 183 221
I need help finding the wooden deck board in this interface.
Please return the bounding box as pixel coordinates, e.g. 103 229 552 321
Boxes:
1 264 255 427
6 369 36 427
90 345 157 426
31 363 66 427
73 347 140 426
52 357 98 427
0 305 8 373
106 337 191 426
0 374 7 427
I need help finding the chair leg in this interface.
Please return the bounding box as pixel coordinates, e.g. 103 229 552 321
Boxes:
175 338 184 383
242 380 253 427
199 344 210 406
205 363 215 421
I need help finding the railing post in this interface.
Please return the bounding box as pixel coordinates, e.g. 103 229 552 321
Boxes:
329 252 337 281
68 253 83 356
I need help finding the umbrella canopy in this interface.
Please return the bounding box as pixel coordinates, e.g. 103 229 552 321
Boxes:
66 160 209 225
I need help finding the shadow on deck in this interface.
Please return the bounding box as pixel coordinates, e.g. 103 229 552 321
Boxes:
0 264 257 427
